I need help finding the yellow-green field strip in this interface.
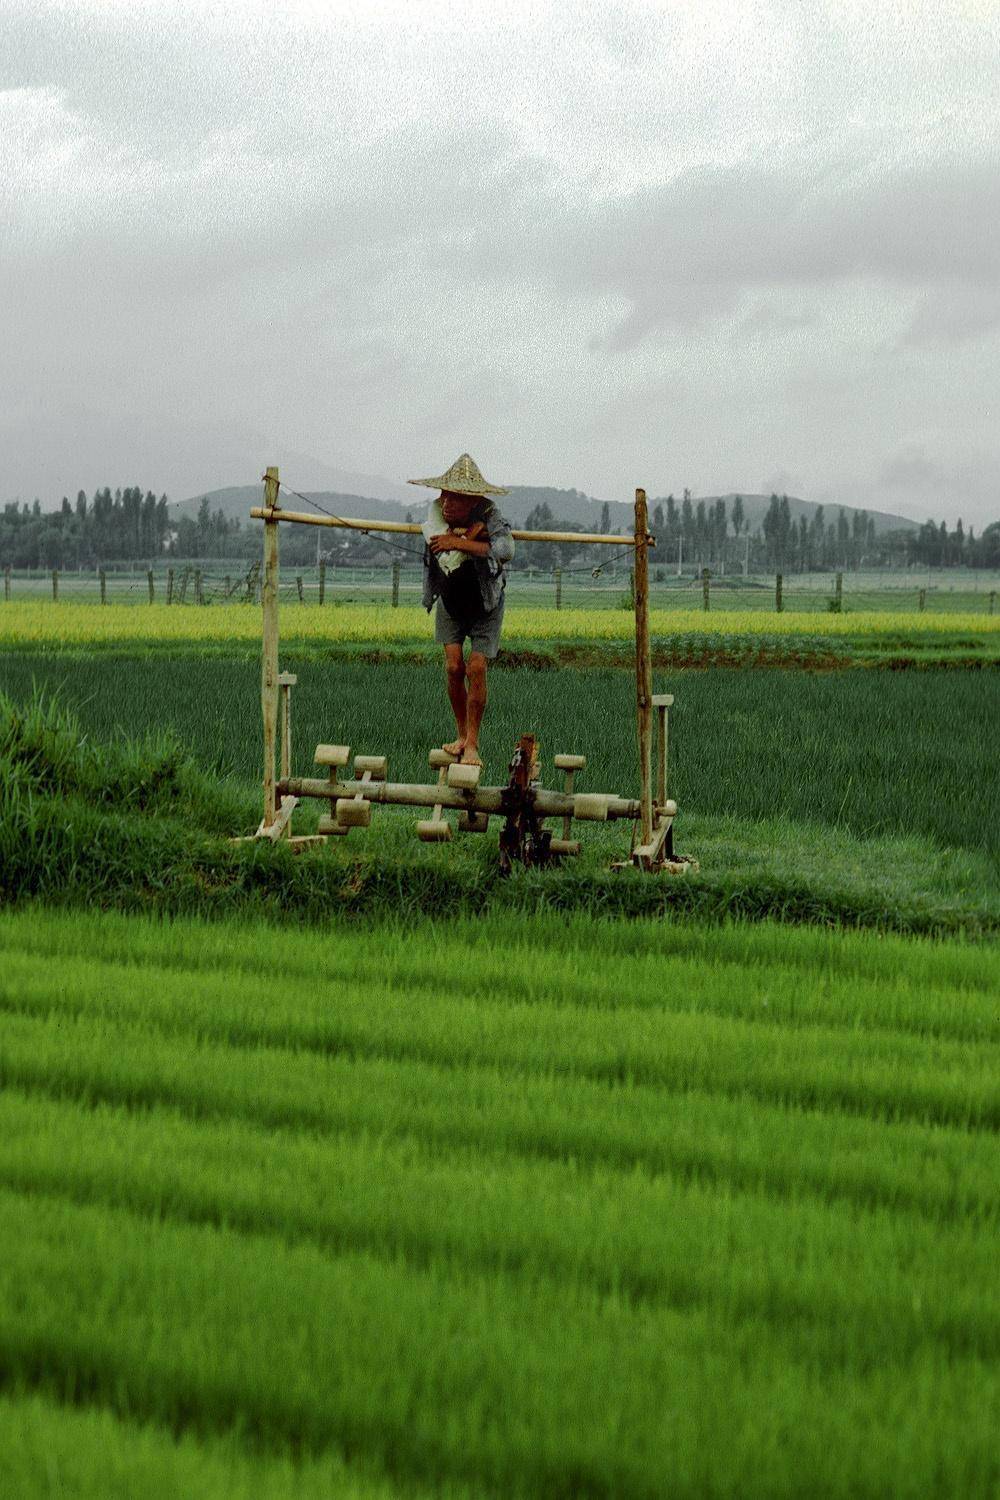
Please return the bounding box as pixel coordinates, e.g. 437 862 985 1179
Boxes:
1 906 998 1497
1 601 998 647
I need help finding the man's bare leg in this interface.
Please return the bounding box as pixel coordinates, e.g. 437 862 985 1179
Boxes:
460 651 487 765
442 643 467 755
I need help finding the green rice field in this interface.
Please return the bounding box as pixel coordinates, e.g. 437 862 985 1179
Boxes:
1 904 998 1497
1 610 998 1495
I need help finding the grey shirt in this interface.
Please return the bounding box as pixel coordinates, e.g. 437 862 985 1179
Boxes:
422 500 515 615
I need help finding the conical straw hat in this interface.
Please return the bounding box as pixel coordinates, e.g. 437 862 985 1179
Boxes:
407 452 509 497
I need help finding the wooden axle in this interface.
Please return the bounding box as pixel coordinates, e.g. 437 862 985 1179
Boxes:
278 775 650 824
250 506 650 550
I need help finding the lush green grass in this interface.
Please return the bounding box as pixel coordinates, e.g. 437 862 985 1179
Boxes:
3 652 997 860
0 904 997 1498
1 677 997 934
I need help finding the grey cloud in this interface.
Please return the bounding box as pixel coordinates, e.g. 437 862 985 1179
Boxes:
903 285 1000 345
3 2 1000 526
877 446 1000 521
519 154 1000 349
880 446 949 492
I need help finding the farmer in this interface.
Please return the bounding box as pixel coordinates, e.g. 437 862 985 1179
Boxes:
408 453 514 767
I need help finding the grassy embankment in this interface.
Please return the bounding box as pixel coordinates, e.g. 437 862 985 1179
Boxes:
0 902 998 1498
0 662 997 932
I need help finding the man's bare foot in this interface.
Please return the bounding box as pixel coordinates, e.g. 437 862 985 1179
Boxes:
460 747 483 767
441 738 465 756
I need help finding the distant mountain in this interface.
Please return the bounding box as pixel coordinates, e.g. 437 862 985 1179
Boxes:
694 493 918 537
170 486 418 527
174 484 920 536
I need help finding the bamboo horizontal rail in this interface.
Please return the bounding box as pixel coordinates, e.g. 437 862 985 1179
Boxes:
277 775 644 822
250 506 650 549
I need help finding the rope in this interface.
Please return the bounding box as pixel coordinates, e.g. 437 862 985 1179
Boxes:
561 543 638 578
267 477 422 560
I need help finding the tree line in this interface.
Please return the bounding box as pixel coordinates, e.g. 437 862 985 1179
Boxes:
3 485 999 573
0 489 246 569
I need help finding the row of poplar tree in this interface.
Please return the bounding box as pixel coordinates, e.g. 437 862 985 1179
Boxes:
4 485 998 572
0 490 245 569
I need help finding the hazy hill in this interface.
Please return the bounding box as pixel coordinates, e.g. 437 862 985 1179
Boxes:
173 485 919 536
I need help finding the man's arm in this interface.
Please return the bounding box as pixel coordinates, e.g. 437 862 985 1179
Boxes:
427 508 515 565
483 507 514 568
428 527 490 558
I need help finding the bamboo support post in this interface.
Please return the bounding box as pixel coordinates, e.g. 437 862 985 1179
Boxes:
223 575 231 597
99 568 107 605
701 567 710 611
391 560 400 607
319 559 326 606
51 569 58 602
3 566 9 601
918 588 926 612
634 488 653 848
261 466 281 829
278 672 297 783
194 568 203 605
166 567 174 605
652 694 673 805
775 572 783 613
147 569 155 603
990 591 996 617
296 574 304 603
835 571 843 609
555 567 562 610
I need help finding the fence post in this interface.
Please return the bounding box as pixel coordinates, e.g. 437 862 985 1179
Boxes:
179 567 190 603
99 568 107 605
166 567 174 605
296 574 304 603
555 567 562 610
319 559 326 607
918 588 926 613
391 560 400 608
3 565 10 601
701 567 710 611
775 572 783 613
147 569 155 603
51 569 58 602
195 569 204 605
835 572 843 610
223 575 231 598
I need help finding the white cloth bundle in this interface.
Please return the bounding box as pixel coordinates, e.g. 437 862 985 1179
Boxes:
422 498 473 576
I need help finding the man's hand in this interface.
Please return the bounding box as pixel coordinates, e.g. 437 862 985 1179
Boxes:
429 521 487 556
429 530 464 555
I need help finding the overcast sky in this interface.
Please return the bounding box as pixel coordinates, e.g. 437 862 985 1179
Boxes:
3 0 999 523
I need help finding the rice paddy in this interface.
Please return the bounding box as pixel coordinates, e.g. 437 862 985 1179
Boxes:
1 599 999 649
0 905 998 1498
1 594 998 1496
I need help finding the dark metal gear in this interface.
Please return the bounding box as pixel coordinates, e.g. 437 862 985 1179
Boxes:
497 734 557 875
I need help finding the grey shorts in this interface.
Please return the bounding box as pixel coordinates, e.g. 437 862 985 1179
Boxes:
434 595 505 659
